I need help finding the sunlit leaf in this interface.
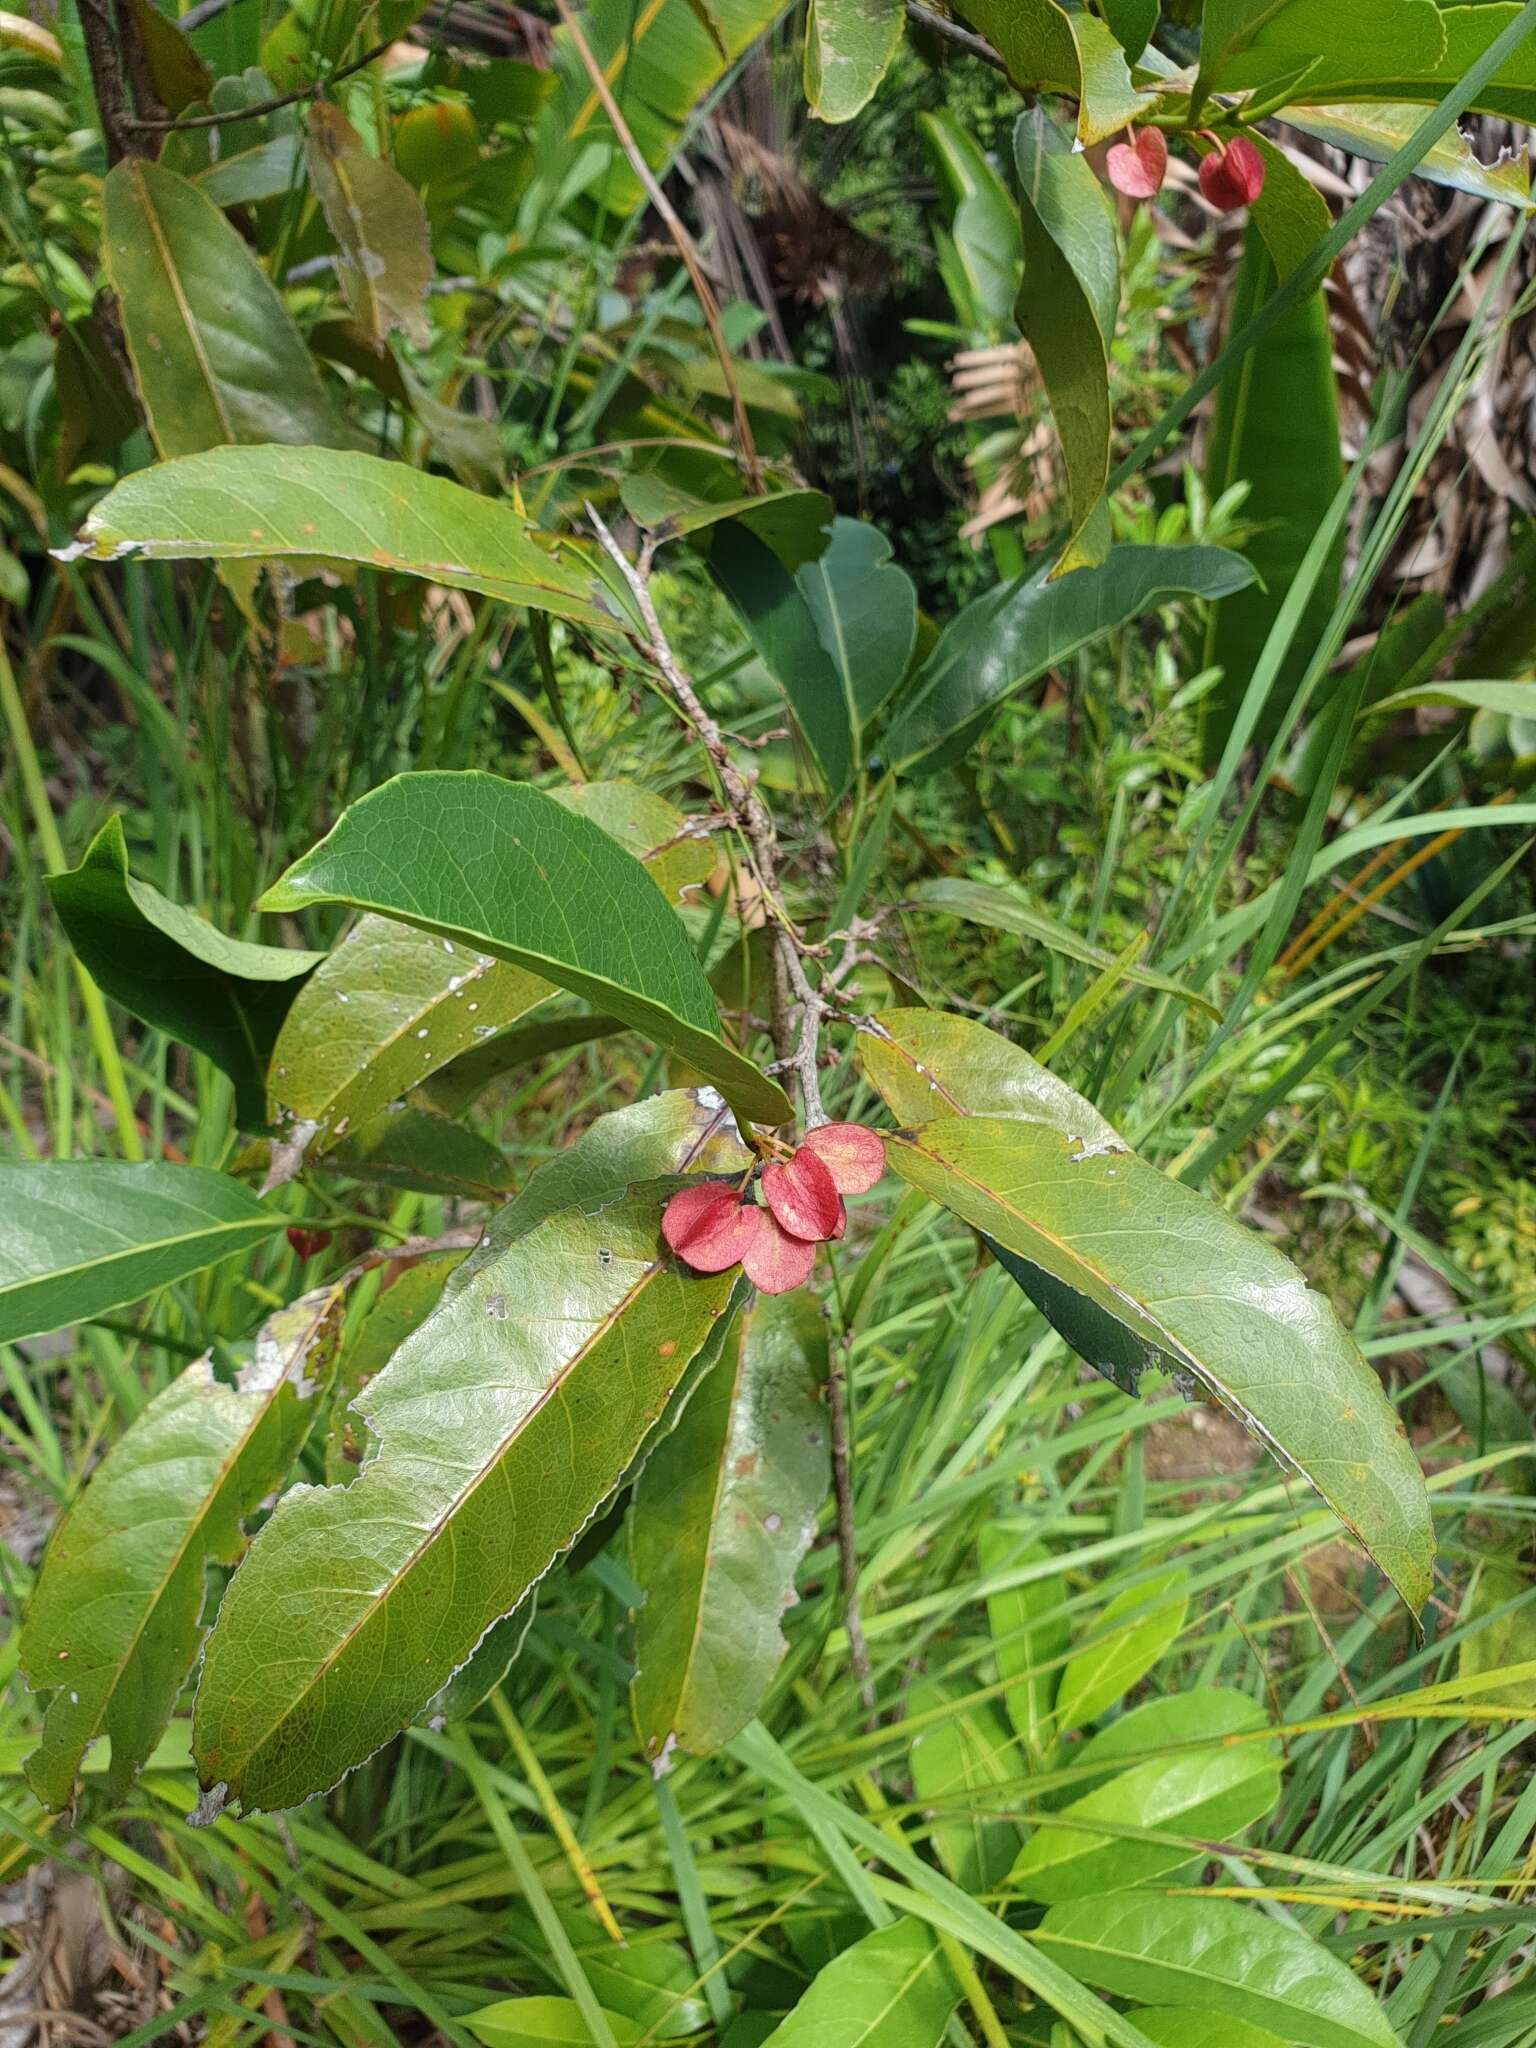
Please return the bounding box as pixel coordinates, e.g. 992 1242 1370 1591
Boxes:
956 0 1142 144
804 0 905 124
20 1286 343 1807
979 1528 1067 1752
259 772 791 1127
1279 102 1531 207
0 1163 285 1347
760 1919 958 2048
1055 1569 1190 1731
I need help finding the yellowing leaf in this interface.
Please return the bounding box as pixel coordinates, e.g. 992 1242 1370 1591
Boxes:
306 101 432 349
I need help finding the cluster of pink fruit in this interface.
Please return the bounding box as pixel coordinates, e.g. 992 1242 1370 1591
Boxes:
1105 128 1266 211
661 1123 886 1295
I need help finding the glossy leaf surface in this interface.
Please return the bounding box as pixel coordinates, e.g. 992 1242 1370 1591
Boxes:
713 515 917 792
268 783 713 1153
466 1996 643 2046
49 817 322 1130
1013 106 1118 575
630 1292 829 1767
194 1189 739 1810
259 773 791 1126
859 1007 1122 1151
101 159 343 457
1280 101 1532 207
1055 1568 1190 1731
885 545 1253 772
306 102 432 348
918 110 1023 335
69 448 613 635
0 1163 284 1346
760 1919 958 2048
804 0 905 123
1037 1895 1403 2048
957 0 1141 143
21 1286 342 1806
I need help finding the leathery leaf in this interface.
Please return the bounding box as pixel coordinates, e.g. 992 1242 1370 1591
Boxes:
193 1188 739 1811
21 1286 343 1808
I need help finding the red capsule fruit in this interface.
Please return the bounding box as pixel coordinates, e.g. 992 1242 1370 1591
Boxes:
1199 135 1265 212
1106 127 1168 200
661 1182 763 1273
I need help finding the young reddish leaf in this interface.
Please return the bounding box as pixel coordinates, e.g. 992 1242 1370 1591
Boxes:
285 1226 333 1260
661 1183 761 1273
742 1214 819 1295
802 1122 885 1195
1105 128 1167 199
762 1148 844 1242
1199 136 1266 211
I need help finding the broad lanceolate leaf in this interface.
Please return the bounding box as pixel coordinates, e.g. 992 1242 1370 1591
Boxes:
194 1189 740 1810
100 159 344 458
305 102 432 349
918 111 1023 336
1012 1691 1279 1902
66 447 614 637
804 0 904 124
630 1291 829 1769
712 516 917 792
1279 103 1532 209
858 1013 1433 1616
1197 0 1445 100
0 1162 285 1346
909 879 1220 1018
466 1998 643 2047
1132 2016 1289 2048
883 545 1254 773
1055 1568 1189 1731
760 1919 958 2048
908 1678 1021 1891
1036 1895 1404 2048
49 817 323 1131
21 1286 342 1807
620 474 835 571
1013 107 1119 577
259 773 792 1127
268 783 715 1157
956 0 1142 144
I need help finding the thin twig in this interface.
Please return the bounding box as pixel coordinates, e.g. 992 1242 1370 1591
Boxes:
904 0 1008 72
123 35 394 130
551 0 762 490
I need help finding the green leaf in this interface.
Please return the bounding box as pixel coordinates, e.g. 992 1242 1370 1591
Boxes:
99 159 344 460
126 0 211 111
804 0 905 124
1131 2016 1289 2048
1200 0 1445 94
957 0 1142 143
620 473 835 570
1013 106 1120 577
1036 1895 1405 2048
1245 135 1332 282
858 1020 1433 1616
859 1006 1123 1152
1203 227 1343 762
630 1291 829 1768
1101 0 1156 63
194 1187 741 1811
305 101 432 349
712 516 918 792
1064 1687 1268 1792
908 879 1221 1019
1373 680 1536 719
328 1250 467 1461
65 446 615 637
1457 1562 1536 1710
1278 103 1532 208
884 545 1254 773
20 1285 343 1808
1012 1694 1279 1900
258 772 791 1127
48 817 322 1131
979 1529 1067 1752
466 1995 644 2047
907 1677 1022 1891
267 783 712 1158
195 134 305 208
1054 1568 1189 1731
422 1593 536 1724
760 1920 958 2048
918 110 1024 336
516 1905 712 2041
0 1162 285 1347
